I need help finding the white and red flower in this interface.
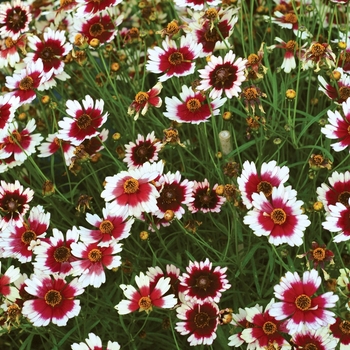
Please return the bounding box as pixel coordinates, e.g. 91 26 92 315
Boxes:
321 97 350 152
237 160 290 210
115 271 177 314
33 227 79 276
0 34 26 68
330 317 350 349
5 59 51 106
0 180 34 229
0 94 20 130
175 300 219 346
127 82 163 121
244 184 310 247
269 269 339 334
70 240 122 288
123 131 163 170
0 205 50 263
146 35 202 82
22 275 84 327
0 262 21 302
101 161 163 218
197 50 247 99
164 85 227 124
75 0 123 17
291 326 337 350
187 179 226 213
71 332 120 350
0 0 32 40
58 95 108 146
78 203 134 247
174 0 221 11
179 258 230 304
154 171 194 220
271 37 301 74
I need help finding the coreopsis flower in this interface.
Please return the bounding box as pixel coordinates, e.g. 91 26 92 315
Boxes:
185 7 239 56
37 133 75 166
78 203 134 247
0 180 34 229
330 317 350 349
317 170 350 212
101 161 163 217
127 82 163 121
237 160 290 210
187 179 226 213
22 275 84 327
301 242 335 269
318 68 350 104
115 272 177 314
0 94 20 130
322 198 350 242
0 262 21 302
291 326 337 350
33 227 79 276
302 42 336 72
179 258 230 304
70 240 123 288
0 0 32 40
240 85 266 114
5 59 51 106
197 50 247 99
269 269 339 334
241 299 289 349
154 171 194 220
0 35 26 68
321 97 350 152
74 10 123 46
244 184 310 247
228 305 263 348
0 205 50 263
123 131 163 169
24 28 72 87
174 0 221 11
164 85 227 124
57 95 108 146
75 0 123 17
175 300 219 346
71 332 120 350
146 35 202 82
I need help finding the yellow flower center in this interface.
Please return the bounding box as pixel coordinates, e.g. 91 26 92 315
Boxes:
295 294 312 311
312 247 326 261
311 43 326 57
270 208 287 225
262 321 277 335
168 52 183 65
123 178 139 194
186 98 201 112
99 220 114 234
135 92 149 104
54 246 71 263
88 248 102 262
19 76 34 91
138 296 152 312
21 230 37 244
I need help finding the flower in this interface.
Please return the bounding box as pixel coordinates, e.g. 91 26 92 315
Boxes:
271 37 299 74
22 275 84 327
269 269 339 334
146 35 202 82
154 171 194 220
101 161 163 217
175 300 219 346
303 242 335 269
70 240 123 288
291 326 337 350
0 34 26 68
164 85 227 124
241 299 289 349
0 119 43 164
187 179 226 213
71 332 120 350
302 41 336 72
0 205 49 263
123 131 163 169
115 271 177 314
33 227 79 276
0 262 21 302
179 258 230 304
197 50 247 99
322 198 350 242
0 180 34 229
75 0 123 17
317 170 350 212
0 0 32 40
57 95 108 146
5 59 51 106
321 97 350 152
330 317 350 349
173 0 221 11
244 184 311 247
237 160 290 209
0 94 20 130
78 203 134 247
127 82 163 121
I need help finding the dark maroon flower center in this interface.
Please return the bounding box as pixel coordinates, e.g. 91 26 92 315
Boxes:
209 63 237 89
6 7 28 32
339 86 350 101
338 191 350 206
40 46 54 62
304 344 318 350
257 181 273 197
134 142 154 164
194 312 210 328
89 23 104 37
54 246 71 262
340 320 350 334
204 28 220 42
295 294 311 311
45 289 62 307
21 230 36 244
168 52 183 65
76 113 92 129
262 321 277 335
